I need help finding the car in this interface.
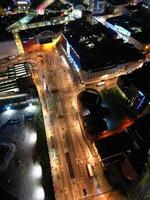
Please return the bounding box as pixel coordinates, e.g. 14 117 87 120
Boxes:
51 89 58 93
83 188 87 196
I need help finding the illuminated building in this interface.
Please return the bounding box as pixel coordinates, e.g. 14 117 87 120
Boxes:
18 24 62 52
106 6 150 51
13 0 31 12
90 0 106 15
84 0 105 15
117 62 150 114
61 19 143 83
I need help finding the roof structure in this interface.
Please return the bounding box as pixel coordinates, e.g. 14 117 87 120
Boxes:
107 6 150 43
64 19 143 71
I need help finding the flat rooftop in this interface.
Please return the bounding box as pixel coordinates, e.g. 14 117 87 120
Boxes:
107 6 150 43
28 12 62 24
0 13 25 41
120 62 150 96
19 24 63 41
45 0 72 10
0 13 25 27
78 89 101 107
63 19 143 71
106 0 128 5
95 133 131 159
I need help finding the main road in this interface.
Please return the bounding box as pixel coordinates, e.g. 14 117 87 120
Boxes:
14 46 127 200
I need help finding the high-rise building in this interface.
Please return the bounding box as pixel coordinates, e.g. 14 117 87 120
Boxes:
84 0 105 15
92 0 105 14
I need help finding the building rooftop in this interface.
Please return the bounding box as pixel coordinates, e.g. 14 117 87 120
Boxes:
127 114 150 173
78 89 110 136
78 88 102 107
19 24 63 41
106 0 128 5
0 62 32 94
120 62 150 97
95 133 131 160
28 12 62 24
63 19 143 72
45 0 72 11
0 13 25 27
0 13 25 41
107 7 150 43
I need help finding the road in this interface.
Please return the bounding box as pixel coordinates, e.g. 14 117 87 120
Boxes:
6 46 127 200
28 47 127 200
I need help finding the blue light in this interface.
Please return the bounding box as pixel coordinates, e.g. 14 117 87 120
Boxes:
6 105 11 111
136 96 145 110
138 91 144 96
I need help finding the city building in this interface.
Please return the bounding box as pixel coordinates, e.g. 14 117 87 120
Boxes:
61 18 143 83
77 88 109 138
0 62 38 112
18 24 63 52
95 132 132 169
90 0 106 15
117 62 150 114
45 0 73 13
128 148 150 200
95 113 150 192
0 13 25 41
128 0 142 5
106 6 150 51
6 2 73 53
125 114 150 176
14 0 31 12
106 0 128 15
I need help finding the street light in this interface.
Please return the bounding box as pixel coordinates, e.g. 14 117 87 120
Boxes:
29 102 32 107
31 163 42 179
34 186 45 200
28 131 37 145
6 105 11 111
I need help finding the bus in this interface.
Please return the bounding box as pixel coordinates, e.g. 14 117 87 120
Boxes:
86 163 94 178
